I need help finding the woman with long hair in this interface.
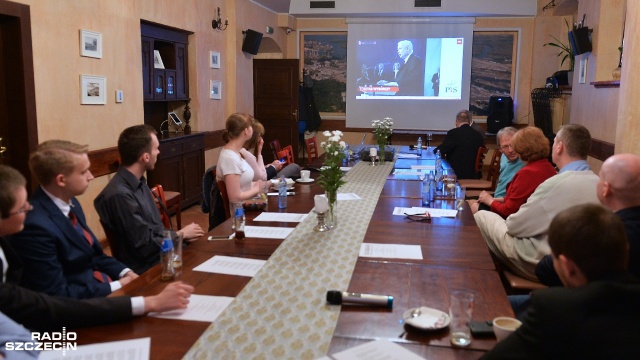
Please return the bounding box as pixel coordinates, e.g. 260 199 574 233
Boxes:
216 113 268 201
241 119 300 180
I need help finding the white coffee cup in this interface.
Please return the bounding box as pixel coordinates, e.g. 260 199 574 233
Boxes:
300 170 310 181
492 316 522 342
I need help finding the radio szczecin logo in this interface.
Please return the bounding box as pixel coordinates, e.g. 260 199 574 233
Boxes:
6 328 77 355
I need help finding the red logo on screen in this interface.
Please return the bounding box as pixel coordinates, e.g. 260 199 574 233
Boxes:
457 39 462 44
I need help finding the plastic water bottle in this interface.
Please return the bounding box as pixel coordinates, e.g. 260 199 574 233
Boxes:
428 170 436 203
160 231 175 281
421 173 430 206
278 176 287 209
417 137 422 156
435 150 443 194
234 207 246 239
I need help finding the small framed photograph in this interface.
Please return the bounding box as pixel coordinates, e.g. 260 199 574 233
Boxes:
579 58 588 84
153 50 165 69
79 29 102 58
80 75 107 105
210 80 222 100
210 51 221 69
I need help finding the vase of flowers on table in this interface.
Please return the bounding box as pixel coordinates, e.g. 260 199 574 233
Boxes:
372 117 393 163
318 130 346 229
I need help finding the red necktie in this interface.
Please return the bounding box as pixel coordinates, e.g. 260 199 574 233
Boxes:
69 210 111 283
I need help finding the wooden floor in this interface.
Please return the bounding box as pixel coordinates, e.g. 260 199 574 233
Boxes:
176 204 209 231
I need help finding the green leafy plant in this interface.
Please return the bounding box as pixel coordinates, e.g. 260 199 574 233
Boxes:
544 19 575 71
318 130 346 205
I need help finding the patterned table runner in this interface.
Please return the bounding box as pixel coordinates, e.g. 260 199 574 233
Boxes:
184 159 395 360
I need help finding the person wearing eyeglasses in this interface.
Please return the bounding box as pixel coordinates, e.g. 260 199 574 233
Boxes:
493 127 525 199
0 165 193 333
7 141 137 299
473 124 599 281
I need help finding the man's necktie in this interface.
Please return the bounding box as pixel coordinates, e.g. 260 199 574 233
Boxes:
69 210 111 283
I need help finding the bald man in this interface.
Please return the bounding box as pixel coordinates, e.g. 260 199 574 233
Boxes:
536 153 640 285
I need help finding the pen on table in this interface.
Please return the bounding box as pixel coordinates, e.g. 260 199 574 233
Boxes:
267 192 295 196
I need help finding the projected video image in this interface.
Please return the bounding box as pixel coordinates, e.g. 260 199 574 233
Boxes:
355 38 463 99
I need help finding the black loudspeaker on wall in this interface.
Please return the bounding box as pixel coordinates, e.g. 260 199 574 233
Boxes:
487 96 514 134
242 29 263 55
568 27 592 56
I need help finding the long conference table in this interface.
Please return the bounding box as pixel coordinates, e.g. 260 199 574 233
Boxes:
75 146 512 359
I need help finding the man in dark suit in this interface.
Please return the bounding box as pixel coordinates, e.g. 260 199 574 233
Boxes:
434 110 485 179
394 40 424 96
8 140 137 299
0 165 193 332
482 203 640 359
536 153 640 285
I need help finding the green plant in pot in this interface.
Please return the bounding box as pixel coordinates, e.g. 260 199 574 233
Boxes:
544 19 575 72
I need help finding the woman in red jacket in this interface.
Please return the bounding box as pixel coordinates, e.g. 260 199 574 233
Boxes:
472 126 556 218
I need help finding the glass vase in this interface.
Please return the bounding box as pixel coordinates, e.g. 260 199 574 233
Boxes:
377 139 387 164
326 191 338 229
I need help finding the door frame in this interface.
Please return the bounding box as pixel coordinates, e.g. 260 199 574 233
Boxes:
0 0 39 190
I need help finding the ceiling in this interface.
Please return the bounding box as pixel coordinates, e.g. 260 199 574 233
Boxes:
251 0 291 14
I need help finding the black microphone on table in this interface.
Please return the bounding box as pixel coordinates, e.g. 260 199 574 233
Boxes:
326 290 393 308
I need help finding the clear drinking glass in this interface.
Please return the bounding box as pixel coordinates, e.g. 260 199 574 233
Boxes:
449 291 474 347
456 185 466 211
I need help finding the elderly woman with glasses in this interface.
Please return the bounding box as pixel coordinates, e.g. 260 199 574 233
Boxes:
471 126 556 218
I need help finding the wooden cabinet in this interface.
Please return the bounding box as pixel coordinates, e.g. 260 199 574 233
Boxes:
141 22 190 102
146 133 204 209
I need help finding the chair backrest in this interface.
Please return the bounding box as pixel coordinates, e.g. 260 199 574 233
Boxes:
99 220 121 260
486 148 503 190
305 137 318 164
216 180 231 220
150 184 172 228
474 146 489 179
269 139 282 160
277 145 295 165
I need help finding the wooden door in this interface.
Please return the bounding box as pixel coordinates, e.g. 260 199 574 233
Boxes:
253 59 299 164
0 1 39 190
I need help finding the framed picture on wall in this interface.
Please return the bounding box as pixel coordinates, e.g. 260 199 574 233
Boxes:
80 75 107 105
210 51 221 69
210 80 222 100
300 31 347 117
79 29 102 58
469 31 518 117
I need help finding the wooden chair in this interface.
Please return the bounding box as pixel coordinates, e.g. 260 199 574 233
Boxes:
305 137 319 165
99 220 121 260
150 184 182 229
269 139 282 160
216 180 231 220
503 270 547 292
277 145 295 165
459 148 501 197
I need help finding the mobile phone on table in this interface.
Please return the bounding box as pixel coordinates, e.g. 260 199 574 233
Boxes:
470 320 495 338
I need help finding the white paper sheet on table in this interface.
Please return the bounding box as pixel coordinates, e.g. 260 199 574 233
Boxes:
254 212 308 222
359 243 423 260
397 153 420 159
411 165 436 170
244 225 295 239
148 294 233 322
393 170 424 176
193 255 266 277
337 193 361 201
40 337 150 360
393 206 457 218
328 339 426 360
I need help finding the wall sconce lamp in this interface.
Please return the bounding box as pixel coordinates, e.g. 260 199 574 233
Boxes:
212 7 228 31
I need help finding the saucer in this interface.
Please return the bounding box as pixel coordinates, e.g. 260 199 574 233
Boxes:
403 306 450 330
296 178 314 183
